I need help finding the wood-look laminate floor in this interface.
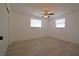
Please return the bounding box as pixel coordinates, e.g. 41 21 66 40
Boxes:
6 37 79 56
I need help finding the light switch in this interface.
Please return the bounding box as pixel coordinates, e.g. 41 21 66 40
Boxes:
0 36 3 40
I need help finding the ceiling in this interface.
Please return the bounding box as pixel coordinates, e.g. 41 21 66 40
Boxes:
9 3 79 18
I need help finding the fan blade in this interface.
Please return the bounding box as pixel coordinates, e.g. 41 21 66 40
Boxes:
48 13 54 15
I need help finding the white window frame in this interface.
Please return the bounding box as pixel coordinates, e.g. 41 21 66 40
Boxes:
55 18 65 28
30 18 42 28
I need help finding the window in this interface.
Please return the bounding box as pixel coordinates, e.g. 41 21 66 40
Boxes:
30 19 42 28
56 18 65 28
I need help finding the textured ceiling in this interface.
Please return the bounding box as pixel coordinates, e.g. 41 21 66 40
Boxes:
9 3 79 18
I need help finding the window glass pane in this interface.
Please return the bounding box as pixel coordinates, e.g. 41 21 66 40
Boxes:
56 23 65 28
56 18 65 28
30 19 42 27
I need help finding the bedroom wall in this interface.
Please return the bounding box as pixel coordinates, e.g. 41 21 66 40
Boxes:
49 10 79 44
0 4 9 55
11 12 49 42
8 12 14 44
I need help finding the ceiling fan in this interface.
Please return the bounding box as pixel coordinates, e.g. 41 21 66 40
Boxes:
42 10 54 18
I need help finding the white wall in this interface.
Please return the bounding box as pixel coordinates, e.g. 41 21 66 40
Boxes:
0 4 9 55
11 12 49 42
49 10 79 44
8 12 14 45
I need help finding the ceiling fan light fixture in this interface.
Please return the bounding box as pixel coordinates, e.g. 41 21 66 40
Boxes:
42 10 54 18
43 15 49 18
